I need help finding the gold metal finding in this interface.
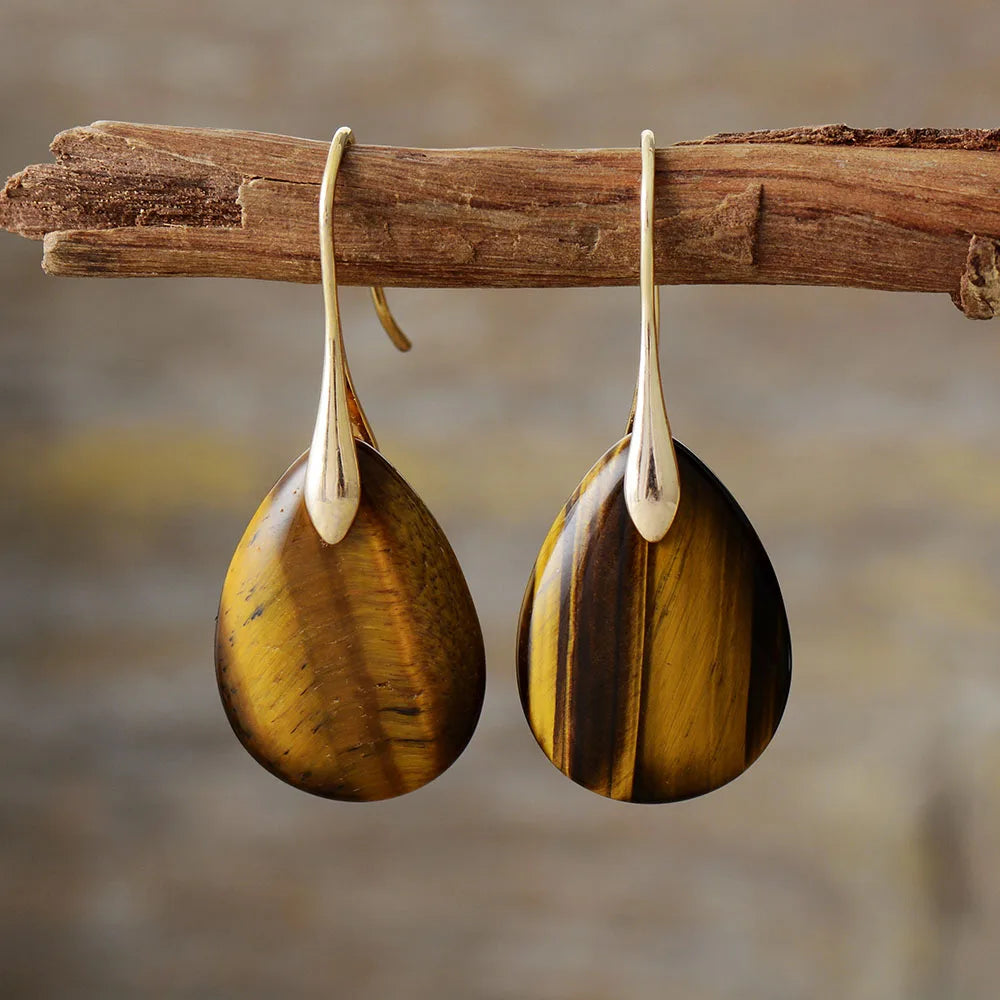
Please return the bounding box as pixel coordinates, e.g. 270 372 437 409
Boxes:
623 129 680 543
371 286 412 351
304 126 411 545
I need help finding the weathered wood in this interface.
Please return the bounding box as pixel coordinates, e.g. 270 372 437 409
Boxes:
3 121 1000 316
679 124 1000 150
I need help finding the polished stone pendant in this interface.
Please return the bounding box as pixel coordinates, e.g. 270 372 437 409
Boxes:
214 127 484 801
216 444 485 801
517 436 790 802
516 129 791 802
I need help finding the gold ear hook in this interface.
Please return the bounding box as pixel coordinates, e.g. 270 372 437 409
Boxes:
304 125 364 545
304 130 414 543
623 128 680 543
370 286 412 352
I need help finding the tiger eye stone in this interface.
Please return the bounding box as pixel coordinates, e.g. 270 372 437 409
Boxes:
216 443 485 801
517 436 791 803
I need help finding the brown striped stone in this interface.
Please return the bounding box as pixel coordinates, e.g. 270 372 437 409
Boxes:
517 436 790 802
216 443 485 801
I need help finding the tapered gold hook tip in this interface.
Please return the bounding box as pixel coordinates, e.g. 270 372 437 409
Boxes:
370 286 412 352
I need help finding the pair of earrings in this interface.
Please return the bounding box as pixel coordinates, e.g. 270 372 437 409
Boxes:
215 128 792 804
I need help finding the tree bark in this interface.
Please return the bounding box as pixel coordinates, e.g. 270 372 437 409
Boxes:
2 121 999 317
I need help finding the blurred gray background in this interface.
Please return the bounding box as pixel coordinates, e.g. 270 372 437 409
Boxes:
2 2 999 998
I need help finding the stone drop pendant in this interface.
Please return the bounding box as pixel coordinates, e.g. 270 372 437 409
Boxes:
214 128 485 801
516 131 792 803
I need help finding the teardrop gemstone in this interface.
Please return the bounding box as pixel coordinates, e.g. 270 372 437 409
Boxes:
216 443 485 801
517 436 791 803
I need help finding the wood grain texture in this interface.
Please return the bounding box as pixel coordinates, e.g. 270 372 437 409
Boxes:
678 124 1000 149
216 443 485 801
2 121 1000 313
517 437 791 803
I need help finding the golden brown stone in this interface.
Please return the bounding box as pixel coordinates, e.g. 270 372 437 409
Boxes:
517 436 791 803
216 443 485 801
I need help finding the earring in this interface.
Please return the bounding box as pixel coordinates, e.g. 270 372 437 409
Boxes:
216 127 485 801
517 130 791 803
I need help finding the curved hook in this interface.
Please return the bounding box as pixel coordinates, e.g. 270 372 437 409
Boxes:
371 286 412 352
303 129 416 543
303 125 364 545
623 129 680 543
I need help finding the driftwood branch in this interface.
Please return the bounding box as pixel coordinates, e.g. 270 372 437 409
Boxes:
3 121 1000 317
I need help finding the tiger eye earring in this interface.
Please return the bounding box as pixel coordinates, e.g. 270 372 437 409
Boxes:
215 127 485 801
517 130 791 803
